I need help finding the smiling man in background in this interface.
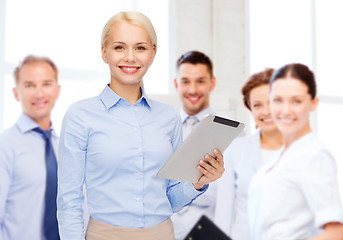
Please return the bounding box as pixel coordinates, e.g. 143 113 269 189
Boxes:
0 55 61 240
172 50 218 240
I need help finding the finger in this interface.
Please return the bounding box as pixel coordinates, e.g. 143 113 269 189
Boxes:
197 162 215 180
199 160 224 182
196 175 210 187
196 167 214 185
196 171 209 186
199 159 216 174
204 154 220 169
213 149 224 166
197 163 222 185
202 155 225 179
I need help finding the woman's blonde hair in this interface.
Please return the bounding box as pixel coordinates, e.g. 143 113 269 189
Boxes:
101 11 157 50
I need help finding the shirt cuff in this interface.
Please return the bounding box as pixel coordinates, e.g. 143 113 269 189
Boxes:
315 207 343 228
197 184 209 192
183 183 209 199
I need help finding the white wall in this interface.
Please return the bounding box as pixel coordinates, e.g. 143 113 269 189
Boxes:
164 0 250 128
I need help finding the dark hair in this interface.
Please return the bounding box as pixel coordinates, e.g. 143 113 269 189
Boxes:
241 68 274 111
14 55 58 84
270 63 316 99
176 50 213 77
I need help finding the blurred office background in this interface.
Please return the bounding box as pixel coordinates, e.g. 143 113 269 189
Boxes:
1 0 342 199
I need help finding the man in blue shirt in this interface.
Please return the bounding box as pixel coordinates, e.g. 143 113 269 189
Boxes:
0 55 61 240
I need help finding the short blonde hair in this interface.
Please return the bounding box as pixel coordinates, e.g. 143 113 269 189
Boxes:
101 11 157 50
13 55 58 85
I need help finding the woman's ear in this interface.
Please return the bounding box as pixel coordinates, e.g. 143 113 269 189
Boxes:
101 45 108 64
311 96 319 112
150 44 157 62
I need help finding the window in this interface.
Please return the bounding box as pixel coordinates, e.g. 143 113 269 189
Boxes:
0 0 168 133
249 0 313 72
315 0 343 199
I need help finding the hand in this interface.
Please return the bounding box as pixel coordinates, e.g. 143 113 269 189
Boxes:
310 222 343 240
192 148 225 190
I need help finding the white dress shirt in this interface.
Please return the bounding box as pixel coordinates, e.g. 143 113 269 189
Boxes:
215 129 280 240
248 132 343 240
215 130 260 239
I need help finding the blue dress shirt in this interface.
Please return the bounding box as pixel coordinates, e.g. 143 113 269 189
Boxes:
0 113 58 240
57 85 206 239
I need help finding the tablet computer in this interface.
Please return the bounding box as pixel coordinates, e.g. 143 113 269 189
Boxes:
157 114 244 183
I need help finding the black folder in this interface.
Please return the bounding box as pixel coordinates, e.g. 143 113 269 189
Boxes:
183 215 232 240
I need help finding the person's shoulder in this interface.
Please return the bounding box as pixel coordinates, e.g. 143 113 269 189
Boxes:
231 131 258 148
66 96 100 114
0 124 20 147
294 133 326 154
287 133 332 166
294 134 338 173
0 124 19 137
148 98 176 108
148 98 179 116
70 96 99 108
223 132 259 161
304 134 333 158
61 97 100 128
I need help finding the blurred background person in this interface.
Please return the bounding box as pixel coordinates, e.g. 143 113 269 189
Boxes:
172 50 219 240
215 68 283 240
0 55 61 240
248 63 343 239
173 50 216 138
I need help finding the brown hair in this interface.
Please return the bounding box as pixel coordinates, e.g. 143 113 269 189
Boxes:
241 68 274 111
176 50 213 77
13 55 58 84
270 63 316 99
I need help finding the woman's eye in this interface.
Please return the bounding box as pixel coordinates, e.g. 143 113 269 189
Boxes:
114 46 124 50
137 46 146 50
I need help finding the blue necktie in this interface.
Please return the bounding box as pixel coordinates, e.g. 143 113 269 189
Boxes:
34 128 60 240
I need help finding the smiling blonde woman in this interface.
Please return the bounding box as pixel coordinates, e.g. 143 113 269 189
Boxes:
57 11 225 240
